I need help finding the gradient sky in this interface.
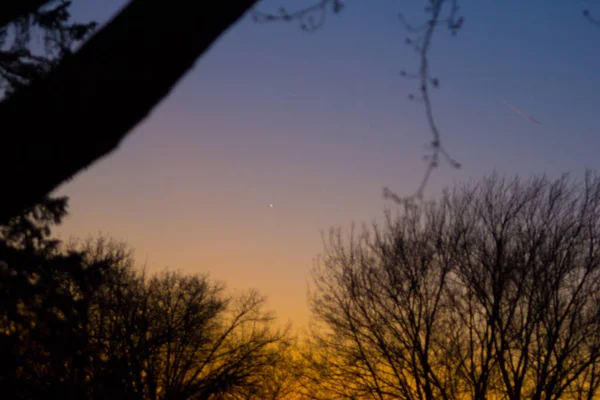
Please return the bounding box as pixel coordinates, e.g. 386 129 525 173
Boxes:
54 0 600 326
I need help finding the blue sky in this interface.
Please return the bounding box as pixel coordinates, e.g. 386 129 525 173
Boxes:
57 0 600 325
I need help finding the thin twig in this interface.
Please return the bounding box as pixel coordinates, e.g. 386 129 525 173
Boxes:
583 9 600 25
385 0 464 204
251 0 342 32
252 1 464 203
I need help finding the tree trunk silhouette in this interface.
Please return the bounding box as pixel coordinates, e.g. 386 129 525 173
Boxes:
0 0 257 224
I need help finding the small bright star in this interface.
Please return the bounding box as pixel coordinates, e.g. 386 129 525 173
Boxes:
269 204 273 208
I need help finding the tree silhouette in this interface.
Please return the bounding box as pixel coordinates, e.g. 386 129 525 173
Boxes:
308 173 600 400
0 201 293 400
0 16 100 394
70 236 291 400
0 197 106 399
0 0 96 96
229 338 305 399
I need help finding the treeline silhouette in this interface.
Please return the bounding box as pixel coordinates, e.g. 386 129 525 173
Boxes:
2 4 600 399
0 196 294 399
2 182 600 399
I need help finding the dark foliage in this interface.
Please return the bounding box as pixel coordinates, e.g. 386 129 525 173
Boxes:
0 196 105 399
0 0 96 97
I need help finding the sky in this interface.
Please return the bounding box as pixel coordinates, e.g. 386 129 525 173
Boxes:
54 0 600 327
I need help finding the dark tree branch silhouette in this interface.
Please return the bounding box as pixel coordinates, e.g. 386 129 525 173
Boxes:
384 0 463 203
252 0 343 32
0 0 258 225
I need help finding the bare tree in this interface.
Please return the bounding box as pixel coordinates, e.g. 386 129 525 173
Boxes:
75 237 290 400
215 335 303 400
308 173 600 400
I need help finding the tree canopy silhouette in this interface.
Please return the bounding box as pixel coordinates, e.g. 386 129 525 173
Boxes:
1 223 292 399
307 173 600 400
0 196 106 399
77 237 291 400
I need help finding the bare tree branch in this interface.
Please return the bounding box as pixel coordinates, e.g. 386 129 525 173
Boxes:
385 0 464 204
252 1 464 202
251 0 343 32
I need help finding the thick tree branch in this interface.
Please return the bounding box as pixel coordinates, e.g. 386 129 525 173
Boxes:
0 0 258 224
